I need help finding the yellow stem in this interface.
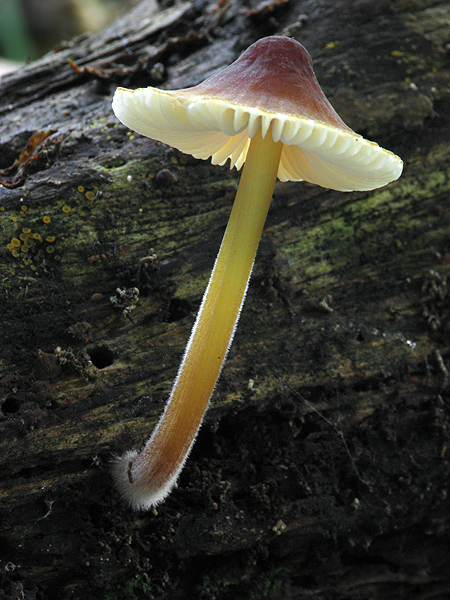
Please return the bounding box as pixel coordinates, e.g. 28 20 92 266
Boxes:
114 127 283 509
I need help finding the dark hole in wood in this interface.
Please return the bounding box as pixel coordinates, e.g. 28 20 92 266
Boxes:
88 345 114 369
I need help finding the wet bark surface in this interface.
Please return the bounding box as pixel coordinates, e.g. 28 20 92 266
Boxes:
0 1 449 599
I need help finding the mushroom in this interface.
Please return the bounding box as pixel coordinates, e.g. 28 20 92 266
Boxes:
111 36 403 510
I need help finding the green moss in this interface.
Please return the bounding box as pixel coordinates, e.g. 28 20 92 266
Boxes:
103 576 153 600
261 568 293 598
197 574 240 599
400 3 450 46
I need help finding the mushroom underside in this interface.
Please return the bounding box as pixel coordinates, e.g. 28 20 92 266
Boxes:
113 88 401 192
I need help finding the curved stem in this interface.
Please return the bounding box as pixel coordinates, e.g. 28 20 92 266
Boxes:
113 127 283 509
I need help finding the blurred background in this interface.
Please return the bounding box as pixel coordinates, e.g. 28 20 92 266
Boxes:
0 0 141 75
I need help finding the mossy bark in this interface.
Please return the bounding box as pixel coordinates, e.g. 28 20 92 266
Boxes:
0 1 449 599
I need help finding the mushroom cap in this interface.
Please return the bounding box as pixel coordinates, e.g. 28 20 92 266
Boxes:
112 36 403 191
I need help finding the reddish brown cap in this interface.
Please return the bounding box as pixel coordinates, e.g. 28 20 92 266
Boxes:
113 36 403 191
179 36 350 130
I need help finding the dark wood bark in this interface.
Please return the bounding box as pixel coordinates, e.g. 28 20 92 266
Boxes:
1 1 449 599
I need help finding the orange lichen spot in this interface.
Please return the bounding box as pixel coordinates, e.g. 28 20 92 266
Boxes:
46 235 56 243
43 216 51 224
19 232 28 241
1 207 5 211
20 205 28 212
24 239 34 249
33 233 42 241
21 246 28 253
326 41 339 50
62 205 71 213
85 191 95 201
11 216 18 222
11 238 21 247
7 243 14 251
77 185 85 193
22 227 31 234
30 264 37 271
46 246 55 254
11 249 20 258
